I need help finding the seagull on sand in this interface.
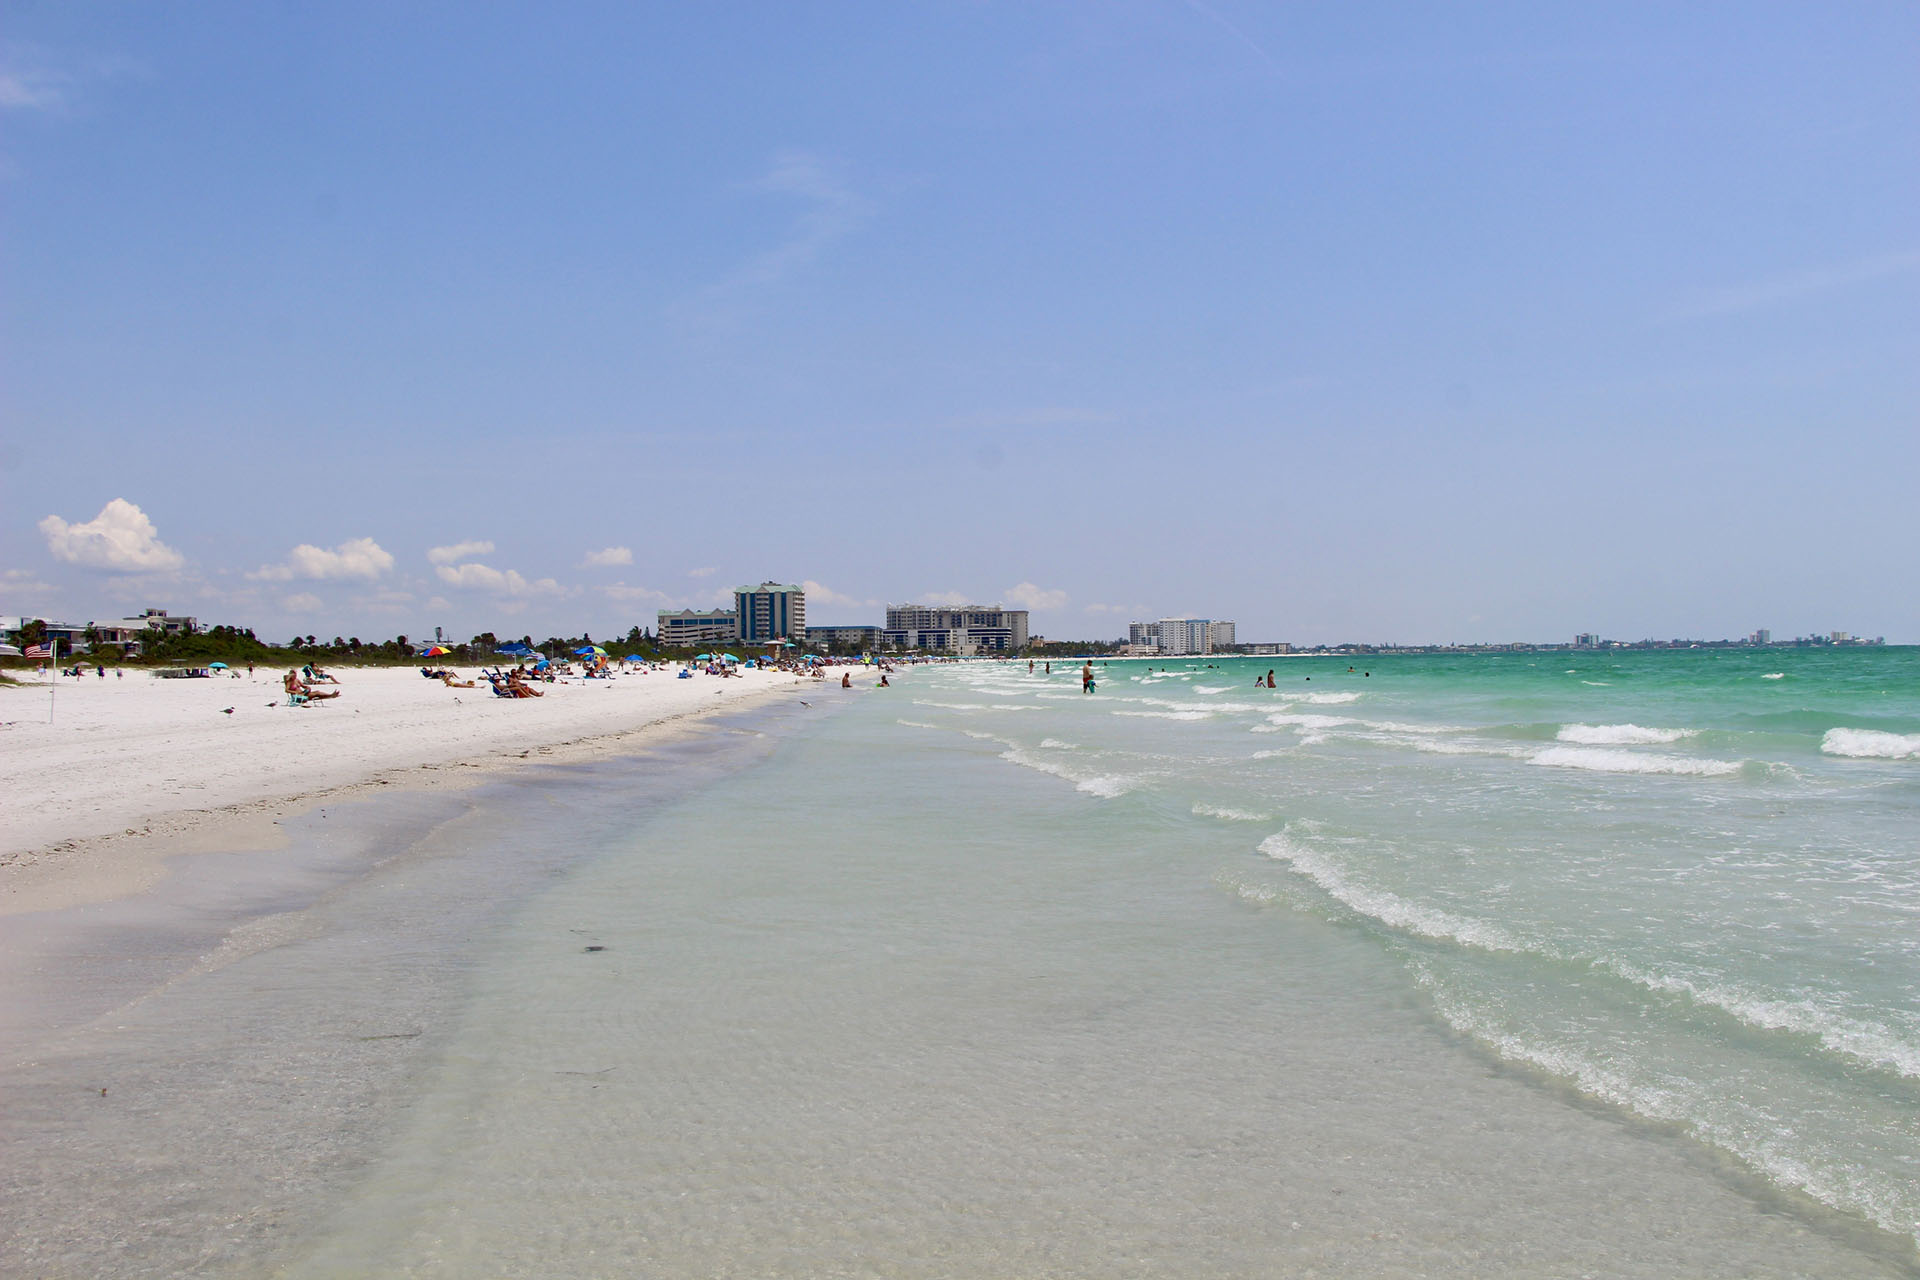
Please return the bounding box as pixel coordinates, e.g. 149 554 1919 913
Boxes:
221 707 234 715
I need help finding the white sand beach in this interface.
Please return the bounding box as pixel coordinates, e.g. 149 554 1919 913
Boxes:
0 663 846 913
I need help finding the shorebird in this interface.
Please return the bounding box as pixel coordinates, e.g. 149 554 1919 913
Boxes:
221 707 234 715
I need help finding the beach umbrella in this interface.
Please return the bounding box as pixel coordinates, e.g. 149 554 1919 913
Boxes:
721 654 740 663
208 661 229 669
573 645 607 657
420 646 451 657
496 642 534 656
693 652 715 660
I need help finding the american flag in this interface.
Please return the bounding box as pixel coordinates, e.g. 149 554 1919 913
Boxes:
23 643 52 659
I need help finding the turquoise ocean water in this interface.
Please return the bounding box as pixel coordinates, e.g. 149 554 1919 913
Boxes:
9 648 1919 1276
898 647 1920 1251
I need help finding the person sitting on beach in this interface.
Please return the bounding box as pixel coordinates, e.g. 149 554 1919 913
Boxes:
841 672 852 688
286 669 339 703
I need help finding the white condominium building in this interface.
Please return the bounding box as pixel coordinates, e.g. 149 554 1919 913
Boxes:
1156 617 1214 656
883 604 1030 654
1129 616 1236 655
657 609 740 646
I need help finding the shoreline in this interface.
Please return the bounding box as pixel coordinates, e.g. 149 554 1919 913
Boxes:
0 663 878 916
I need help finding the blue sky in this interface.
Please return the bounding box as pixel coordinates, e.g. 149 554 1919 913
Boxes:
4 3 1915 645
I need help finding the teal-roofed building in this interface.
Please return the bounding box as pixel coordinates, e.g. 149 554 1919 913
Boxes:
735 582 806 643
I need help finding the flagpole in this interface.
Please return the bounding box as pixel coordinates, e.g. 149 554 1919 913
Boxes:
49 636 58 725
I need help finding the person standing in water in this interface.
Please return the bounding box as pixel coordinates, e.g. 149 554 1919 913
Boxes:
1265 670 1276 688
1082 660 1095 694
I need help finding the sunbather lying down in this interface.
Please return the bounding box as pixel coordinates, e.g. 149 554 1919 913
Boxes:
285 669 340 702
485 670 544 698
438 671 476 688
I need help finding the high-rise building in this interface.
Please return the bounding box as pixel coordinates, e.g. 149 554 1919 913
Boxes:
1129 621 1160 648
734 583 806 643
1157 617 1212 656
1207 620 1236 651
883 604 1029 654
1750 629 1771 646
657 609 739 646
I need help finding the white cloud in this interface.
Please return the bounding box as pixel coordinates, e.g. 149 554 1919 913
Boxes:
433 561 562 597
801 579 872 609
707 150 874 300
604 583 674 604
252 537 394 582
428 539 495 566
583 546 634 568
916 590 972 608
688 566 718 578
1668 250 1920 320
2 567 56 593
39 499 185 572
1005 582 1068 611
283 593 323 614
0 68 68 112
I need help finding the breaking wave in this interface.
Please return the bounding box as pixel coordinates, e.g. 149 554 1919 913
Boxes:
1258 830 1527 953
1528 746 1742 777
1820 728 1920 760
1556 723 1695 746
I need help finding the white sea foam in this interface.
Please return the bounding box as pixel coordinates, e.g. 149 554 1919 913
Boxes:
1361 719 1468 735
1195 685 1234 694
1038 739 1078 750
1140 696 1270 713
1761 672 1786 680
894 719 939 731
1257 831 1525 953
1606 962 1920 1080
1249 749 1290 759
1821 728 1920 759
998 747 1137 798
1192 803 1271 822
913 701 990 711
1581 680 1611 687
1114 709 1214 722
1528 746 1742 777
1414 965 1920 1248
1265 713 1356 731
1390 737 1532 760
1557 723 1695 746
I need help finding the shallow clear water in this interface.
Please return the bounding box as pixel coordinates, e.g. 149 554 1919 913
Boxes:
5 653 1918 1277
901 648 1920 1253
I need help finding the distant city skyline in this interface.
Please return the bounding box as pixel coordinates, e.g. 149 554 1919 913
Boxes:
4 6 1915 644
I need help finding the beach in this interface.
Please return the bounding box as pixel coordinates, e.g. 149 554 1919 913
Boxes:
3 650 1917 1277
0 663 822 914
